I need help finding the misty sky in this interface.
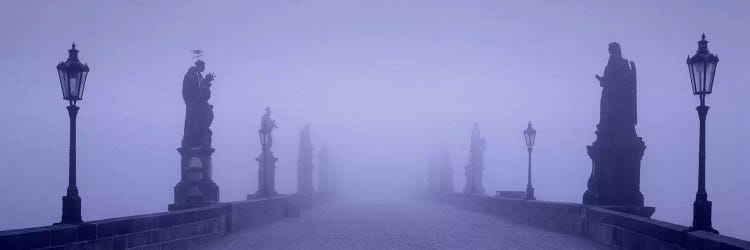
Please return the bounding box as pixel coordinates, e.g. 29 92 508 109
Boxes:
1 0 749 240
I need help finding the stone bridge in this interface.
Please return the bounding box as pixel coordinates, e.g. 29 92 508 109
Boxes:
2 192 750 250
2 33 748 250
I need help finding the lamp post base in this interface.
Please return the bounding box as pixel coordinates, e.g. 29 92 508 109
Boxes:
689 196 719 234
58 194 83 225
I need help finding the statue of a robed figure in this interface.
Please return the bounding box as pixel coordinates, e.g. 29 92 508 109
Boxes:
297 125 315 194
463 123 486 195
583 43 653 217
250 107 279 199
169 60 220 211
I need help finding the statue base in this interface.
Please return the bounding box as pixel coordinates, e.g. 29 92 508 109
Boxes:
250 150 278 200
169 180 219 211
169 146 219 211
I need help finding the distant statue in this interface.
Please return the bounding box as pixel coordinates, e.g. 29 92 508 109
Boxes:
464 122 486 194
181 60 216 148
253 106 279 198
259 107 277 150
297 124 315 193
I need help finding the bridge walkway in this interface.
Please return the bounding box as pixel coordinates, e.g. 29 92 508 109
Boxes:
200 197 605 250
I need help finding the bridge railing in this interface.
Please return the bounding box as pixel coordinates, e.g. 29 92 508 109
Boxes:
0 193 329 250
428 192 750 250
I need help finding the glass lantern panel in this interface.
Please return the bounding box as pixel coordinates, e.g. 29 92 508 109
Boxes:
530 133 536 146
691 62 706 93
79 71 88 99
58 69 69 99
69 72 80 100
524 134 530 147
705 62 716 94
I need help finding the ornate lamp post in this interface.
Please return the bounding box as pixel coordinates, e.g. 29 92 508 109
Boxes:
686 34 719 233
523 122 536 200
56 43 89 224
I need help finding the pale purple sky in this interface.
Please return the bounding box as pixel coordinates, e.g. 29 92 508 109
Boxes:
1 0 749 239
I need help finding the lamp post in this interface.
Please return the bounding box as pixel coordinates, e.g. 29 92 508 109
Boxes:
523 122 536 200
56 43 89 224
686 34 719 233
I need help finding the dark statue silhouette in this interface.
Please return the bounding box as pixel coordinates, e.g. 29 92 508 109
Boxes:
169 60 220 211
251 107 279 198
181 60 216 148
582 43 653 217
463 122 486 195
297 125 316 194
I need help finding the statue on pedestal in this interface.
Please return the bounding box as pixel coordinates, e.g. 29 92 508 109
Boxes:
583 43 652 217
251 107 278 199
297 125 315 194
463 123 486 195
169 59 220 211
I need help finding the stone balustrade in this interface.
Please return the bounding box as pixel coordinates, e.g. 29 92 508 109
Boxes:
428 192 750 250
0 193 329 250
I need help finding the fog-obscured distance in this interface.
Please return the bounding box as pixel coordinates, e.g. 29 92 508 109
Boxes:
1 0 748 239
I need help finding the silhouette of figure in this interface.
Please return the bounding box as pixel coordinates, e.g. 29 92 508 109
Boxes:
584 43 648 216
181 60 216 148
595 43 638 136
259 107 277 150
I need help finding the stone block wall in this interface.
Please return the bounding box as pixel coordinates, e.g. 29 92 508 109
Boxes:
0 193 328 250
430 193 750 250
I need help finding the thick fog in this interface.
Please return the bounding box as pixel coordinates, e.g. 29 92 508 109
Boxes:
1 0 749 240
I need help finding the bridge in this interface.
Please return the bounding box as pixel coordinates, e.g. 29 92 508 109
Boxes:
4 2 750 249
2 191 750 249
4 41 750 250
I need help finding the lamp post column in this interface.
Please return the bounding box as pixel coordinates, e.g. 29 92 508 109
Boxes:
525 147 535 200
691 102 716 233
61 104 82 224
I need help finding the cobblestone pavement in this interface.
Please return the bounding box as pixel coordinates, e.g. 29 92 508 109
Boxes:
200 198 606 250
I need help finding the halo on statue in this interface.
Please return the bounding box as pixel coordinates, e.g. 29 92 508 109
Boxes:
191 49 204 59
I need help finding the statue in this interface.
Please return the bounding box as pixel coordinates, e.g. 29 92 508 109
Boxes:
169 59 219 211
251 107 279 198
181 60 216 148
583 43 652 217
259 107 277 150
297 125 315 194
463 123 486 194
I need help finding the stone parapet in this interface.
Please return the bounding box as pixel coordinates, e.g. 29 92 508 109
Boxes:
0 193 330 250
428 193 750 250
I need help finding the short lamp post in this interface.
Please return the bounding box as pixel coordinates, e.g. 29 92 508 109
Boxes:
523 122 536 200
56 43 89 224
686 34 719 234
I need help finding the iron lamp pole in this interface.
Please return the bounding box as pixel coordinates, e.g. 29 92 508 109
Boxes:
523 122 536 200
686 34 719 234
56 43 90 225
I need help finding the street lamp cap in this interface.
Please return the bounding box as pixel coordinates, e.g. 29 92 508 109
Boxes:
68 43 80 61
697 34 709 53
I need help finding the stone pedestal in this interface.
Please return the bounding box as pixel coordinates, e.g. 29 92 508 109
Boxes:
583 136 646 207
169 147 219 211
249 150 278 199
